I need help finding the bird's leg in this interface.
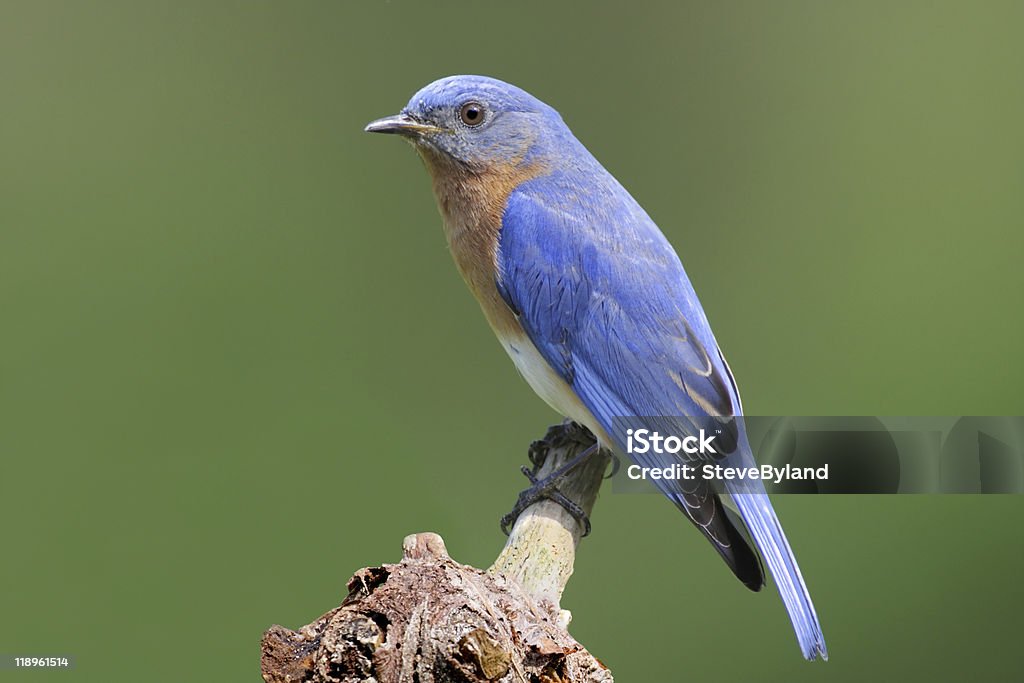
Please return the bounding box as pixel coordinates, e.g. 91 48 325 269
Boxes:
501 422 604 537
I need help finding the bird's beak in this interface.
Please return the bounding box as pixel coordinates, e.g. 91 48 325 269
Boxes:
364 113 443 137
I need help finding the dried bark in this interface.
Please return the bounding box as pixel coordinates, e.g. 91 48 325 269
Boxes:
261 423 614 683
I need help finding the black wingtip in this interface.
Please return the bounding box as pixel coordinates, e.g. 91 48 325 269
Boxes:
725 519 766 591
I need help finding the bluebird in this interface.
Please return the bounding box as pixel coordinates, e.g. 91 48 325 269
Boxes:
366 75 827 660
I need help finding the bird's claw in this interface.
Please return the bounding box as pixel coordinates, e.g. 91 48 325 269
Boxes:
500 464 592 537
501 424 599 537
604 452 621 480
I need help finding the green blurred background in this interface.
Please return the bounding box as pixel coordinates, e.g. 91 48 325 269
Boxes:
2 1 1022 680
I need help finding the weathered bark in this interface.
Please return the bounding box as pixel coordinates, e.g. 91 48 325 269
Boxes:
261 423 614 683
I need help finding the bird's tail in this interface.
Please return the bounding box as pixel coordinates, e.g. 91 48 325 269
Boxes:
725 480 828 661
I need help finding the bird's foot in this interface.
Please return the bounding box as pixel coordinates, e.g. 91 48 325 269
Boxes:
500 461 594 536
501 422 602 537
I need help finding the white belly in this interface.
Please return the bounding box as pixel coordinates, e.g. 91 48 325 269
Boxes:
499 332 607 443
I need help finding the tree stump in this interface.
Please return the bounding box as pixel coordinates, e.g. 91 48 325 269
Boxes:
261 423 614 683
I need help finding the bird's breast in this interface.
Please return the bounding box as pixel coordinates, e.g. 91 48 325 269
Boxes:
421 151 542 340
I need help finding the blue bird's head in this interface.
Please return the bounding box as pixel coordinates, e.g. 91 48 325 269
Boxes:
365 75 567 171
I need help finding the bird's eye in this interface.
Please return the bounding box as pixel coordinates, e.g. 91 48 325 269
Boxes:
459 102 485 127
